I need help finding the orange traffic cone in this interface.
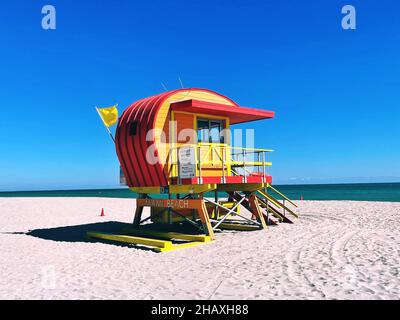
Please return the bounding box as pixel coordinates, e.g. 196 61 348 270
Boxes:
100 208 105 217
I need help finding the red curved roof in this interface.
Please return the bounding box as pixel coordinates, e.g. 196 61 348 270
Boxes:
115 88 272 188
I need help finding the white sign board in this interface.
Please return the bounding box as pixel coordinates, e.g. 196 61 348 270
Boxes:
178 146 196 179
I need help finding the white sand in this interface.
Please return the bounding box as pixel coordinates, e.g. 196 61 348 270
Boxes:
0 197 399 300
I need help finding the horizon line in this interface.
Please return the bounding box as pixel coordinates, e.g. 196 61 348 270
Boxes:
1 181 400 193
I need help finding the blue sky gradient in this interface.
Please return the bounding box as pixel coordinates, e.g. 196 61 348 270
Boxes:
0 0 399 191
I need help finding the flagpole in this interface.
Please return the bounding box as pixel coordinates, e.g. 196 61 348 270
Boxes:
105 125 116 143
95 107 115 143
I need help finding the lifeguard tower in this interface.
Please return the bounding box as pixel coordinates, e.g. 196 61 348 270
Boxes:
88 88 298 252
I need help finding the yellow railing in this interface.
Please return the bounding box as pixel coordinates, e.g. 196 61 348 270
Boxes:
169 143 273 184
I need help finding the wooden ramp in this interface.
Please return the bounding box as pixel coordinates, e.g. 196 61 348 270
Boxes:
212 221 262 231
86 230 211 253
122 228 212 242
256 196 294 224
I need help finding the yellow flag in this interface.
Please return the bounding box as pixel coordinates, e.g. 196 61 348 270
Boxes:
96 105 118 127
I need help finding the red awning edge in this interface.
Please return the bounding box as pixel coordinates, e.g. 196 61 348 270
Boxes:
170 99 274 124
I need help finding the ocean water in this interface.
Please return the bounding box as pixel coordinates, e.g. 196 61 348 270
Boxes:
274 183 400 202
0 183 399 202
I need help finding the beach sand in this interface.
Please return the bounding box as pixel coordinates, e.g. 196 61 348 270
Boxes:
0 197 399 300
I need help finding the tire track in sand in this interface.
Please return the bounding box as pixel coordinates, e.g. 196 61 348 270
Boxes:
283 211 350 298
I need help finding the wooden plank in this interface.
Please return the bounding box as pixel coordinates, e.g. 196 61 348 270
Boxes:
169 184 217 194
257 197 294 223
231 161 272 166
249 193 268 229
155 241 210 252
130 185 217 194
215 222 261 231
123 228 211 242
130 187 160 194
137 198 203 210
257 190 283 208
258 190 299 218
256 197 283 222
86 231 172 249
217 183 266 192
198 200 215 240
268 185 298 207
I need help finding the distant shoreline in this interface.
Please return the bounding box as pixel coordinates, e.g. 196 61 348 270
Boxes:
1 182 400 202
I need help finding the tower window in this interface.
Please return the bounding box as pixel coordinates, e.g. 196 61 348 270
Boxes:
197 118 225 143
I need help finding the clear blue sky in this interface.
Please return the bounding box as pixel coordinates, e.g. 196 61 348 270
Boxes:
1 0 399 191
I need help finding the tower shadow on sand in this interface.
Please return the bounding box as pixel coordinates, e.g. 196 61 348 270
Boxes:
5 221 205 251
25 221 131 242
4 221 145 249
